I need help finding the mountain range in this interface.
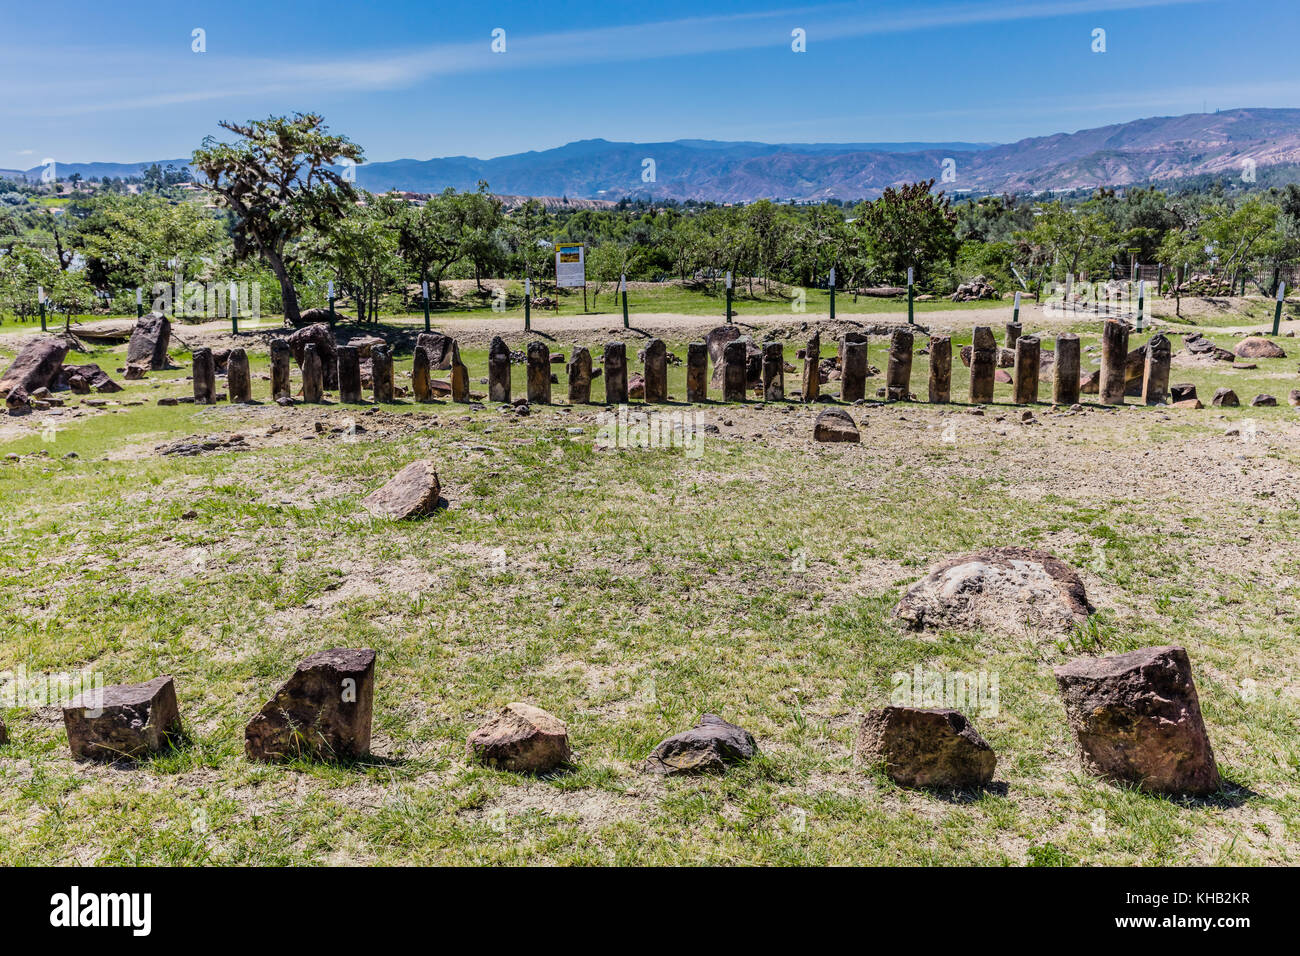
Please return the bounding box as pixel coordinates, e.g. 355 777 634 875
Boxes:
5 108 1298 202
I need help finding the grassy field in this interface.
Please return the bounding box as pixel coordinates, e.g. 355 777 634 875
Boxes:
0 318 1297 865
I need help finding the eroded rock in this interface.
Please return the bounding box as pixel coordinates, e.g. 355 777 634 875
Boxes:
643 714 757 775
245 648 376 762
855 706 995 788
63 676 182 761
362 459 442 519
467 702 570 773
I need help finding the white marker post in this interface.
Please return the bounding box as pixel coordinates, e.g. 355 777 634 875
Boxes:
327 280 335 323
135 287 143 318
422 279 430 333
1013 290 1021 325
620 273 628 328
1274 281 1287 335
37 285 46 331
1136 280 1145 331
525 276 531 330
725 271 733 324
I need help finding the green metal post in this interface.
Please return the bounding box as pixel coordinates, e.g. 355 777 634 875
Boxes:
621 274 629 329
907 267 914 326
1273 282 1287 335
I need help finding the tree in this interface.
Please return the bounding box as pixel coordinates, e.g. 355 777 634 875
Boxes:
313 194 402 324
457 182 505 294
191 113 363 325
856 180 959 285
0 245 57 322
1016 199 1117 286
396 189 464 301
506 198 554 291
1156 227 1205 317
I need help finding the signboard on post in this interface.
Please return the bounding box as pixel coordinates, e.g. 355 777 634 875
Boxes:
555 243 585 289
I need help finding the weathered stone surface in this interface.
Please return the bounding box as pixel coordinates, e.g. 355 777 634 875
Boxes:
337 345 362 403
301 343 325 403
1054 645 1220 795
245 649 376 762
1184 332 1235 362
63 676 182 761
723 340 748 402
288 323 339 389
527 342 551 404
1211 387 1239 407
227 348 252 403
604 342 628 404
1012 335 1040 404
411 345 432 402
968 326 996 404
1141 333 1171 405
488 336 512 403
895 546 1092 634
856 706 995 789
707 326 760 389
0 714 7 745
1289 388 1300 407
371 345 394 403
1053 333 1081 405
885 328 913 401
449 341 470 403
801 333 821 403
5 386 31 415
192 348 217 404
643 714 757 775
567 346 592 403
126 311 171 370
270 340 292 401
928 335 951 403
344 334 384 358
416 331 457 369
644 338 668 403
1171 398 1204 409
841 341 868 403
813 407 860 443
0 339 68 398
687 341 708 402
362 459 442 519
1004 321 1022 349
1170 382 1198 403
61 364 123 394
1099 319 1130 404
762 341 784 401
467 702 570 773
1235 336 1286 359
628 372 646 400
1251 393 1277 407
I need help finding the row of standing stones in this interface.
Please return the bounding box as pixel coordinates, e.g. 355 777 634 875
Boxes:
6 545 1218 795
175 319 1263 427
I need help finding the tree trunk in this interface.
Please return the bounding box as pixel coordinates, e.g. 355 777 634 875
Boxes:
265 249 300 326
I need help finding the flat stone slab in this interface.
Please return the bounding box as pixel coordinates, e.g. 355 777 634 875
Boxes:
856 706 995 788
813 408 860 443
245 648 376 762
467 702 570 773
1054 644 1220 794
895 545 1091 635
362 459 442 519
643 714 757 775
63 675 182 761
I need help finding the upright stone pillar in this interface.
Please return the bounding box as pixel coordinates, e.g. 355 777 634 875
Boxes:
841 341 868 403
604 343 628 404
801 332 820 403
270 339 292 402
411 345 432 402
488 335 511 404
337 345 362 403
762 341 784 402
527 342 551 404
723 340 747 402
1099 319 1129 405
968 326 996 404
567 346 592 404
1053 333 1081 406
686 342 708 402
227 347 252 403
643 339 668 403
1142 332 1171 405
371 345 393 403
1005 322 1022 349
928 335 951 403
450 341 470 403
192 347 216 405
302 343 324 403
885 328 913 401
1013 335 1041 404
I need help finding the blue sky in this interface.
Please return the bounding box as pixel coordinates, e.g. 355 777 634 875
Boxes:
3 0 1297 166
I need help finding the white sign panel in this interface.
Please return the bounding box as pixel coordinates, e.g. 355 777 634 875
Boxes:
555 243 585 289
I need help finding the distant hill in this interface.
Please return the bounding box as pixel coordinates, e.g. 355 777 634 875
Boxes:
8 108 1299 202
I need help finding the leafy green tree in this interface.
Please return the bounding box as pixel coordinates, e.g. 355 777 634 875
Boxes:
457 182 505 294
313 194 402 323
855 180 959 285
192 113 363 325
396 189 465 301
